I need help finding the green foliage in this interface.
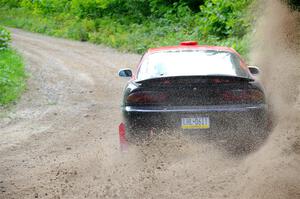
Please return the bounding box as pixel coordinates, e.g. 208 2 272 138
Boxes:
70 0 110 19
198 0 252 39
0 0 20 8
20 0 71 15
0 0 254 58
0 48 26 105
67 21 89 41
0 26 11 50
0 26 26 105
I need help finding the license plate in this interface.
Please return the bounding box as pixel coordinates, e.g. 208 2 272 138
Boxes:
181 117 210 129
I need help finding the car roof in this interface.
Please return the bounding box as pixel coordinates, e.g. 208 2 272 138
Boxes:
147 42 239 55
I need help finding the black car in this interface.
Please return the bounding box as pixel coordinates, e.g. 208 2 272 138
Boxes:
118 41 270 143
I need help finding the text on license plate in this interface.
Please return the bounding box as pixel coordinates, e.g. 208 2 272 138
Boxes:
181 117 210 129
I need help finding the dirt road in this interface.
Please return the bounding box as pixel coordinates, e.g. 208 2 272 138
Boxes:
0 29 246 199
1 2 300 197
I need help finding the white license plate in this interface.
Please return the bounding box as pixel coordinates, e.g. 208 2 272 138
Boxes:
181 117 210 129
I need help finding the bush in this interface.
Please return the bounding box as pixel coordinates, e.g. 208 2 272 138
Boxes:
20 0 71 15
70 0 110 19
198 0 251 39
0 0 20 8
0 26 11 50
67 21 89 41
0 49 26 105
0 26 26 105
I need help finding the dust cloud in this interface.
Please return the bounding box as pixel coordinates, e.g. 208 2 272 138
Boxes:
237 0 300 198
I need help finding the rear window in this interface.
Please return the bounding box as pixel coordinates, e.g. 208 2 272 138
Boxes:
137 50 249 81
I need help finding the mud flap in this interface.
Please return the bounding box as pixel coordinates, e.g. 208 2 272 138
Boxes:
119 123 128 152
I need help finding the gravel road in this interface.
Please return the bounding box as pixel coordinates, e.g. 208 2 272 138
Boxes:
0 29 247 199
0 2 299 197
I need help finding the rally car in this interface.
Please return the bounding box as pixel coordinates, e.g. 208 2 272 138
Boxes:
118 41 270 143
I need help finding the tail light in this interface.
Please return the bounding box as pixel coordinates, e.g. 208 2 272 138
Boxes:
127 91 167 105
222 89 264 103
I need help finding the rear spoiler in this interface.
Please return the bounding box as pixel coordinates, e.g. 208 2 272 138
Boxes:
135 75 254 85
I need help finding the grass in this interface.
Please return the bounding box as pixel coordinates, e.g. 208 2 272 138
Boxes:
0 48 26 105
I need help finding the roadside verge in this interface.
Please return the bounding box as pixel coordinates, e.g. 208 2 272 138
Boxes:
0 26 26 106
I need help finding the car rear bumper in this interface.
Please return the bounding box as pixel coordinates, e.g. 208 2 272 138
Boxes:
122 104 269 134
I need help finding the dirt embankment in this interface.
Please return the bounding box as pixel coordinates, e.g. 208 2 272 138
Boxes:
0 0 299 198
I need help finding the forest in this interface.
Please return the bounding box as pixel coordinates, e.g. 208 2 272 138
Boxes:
0 0 254 55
